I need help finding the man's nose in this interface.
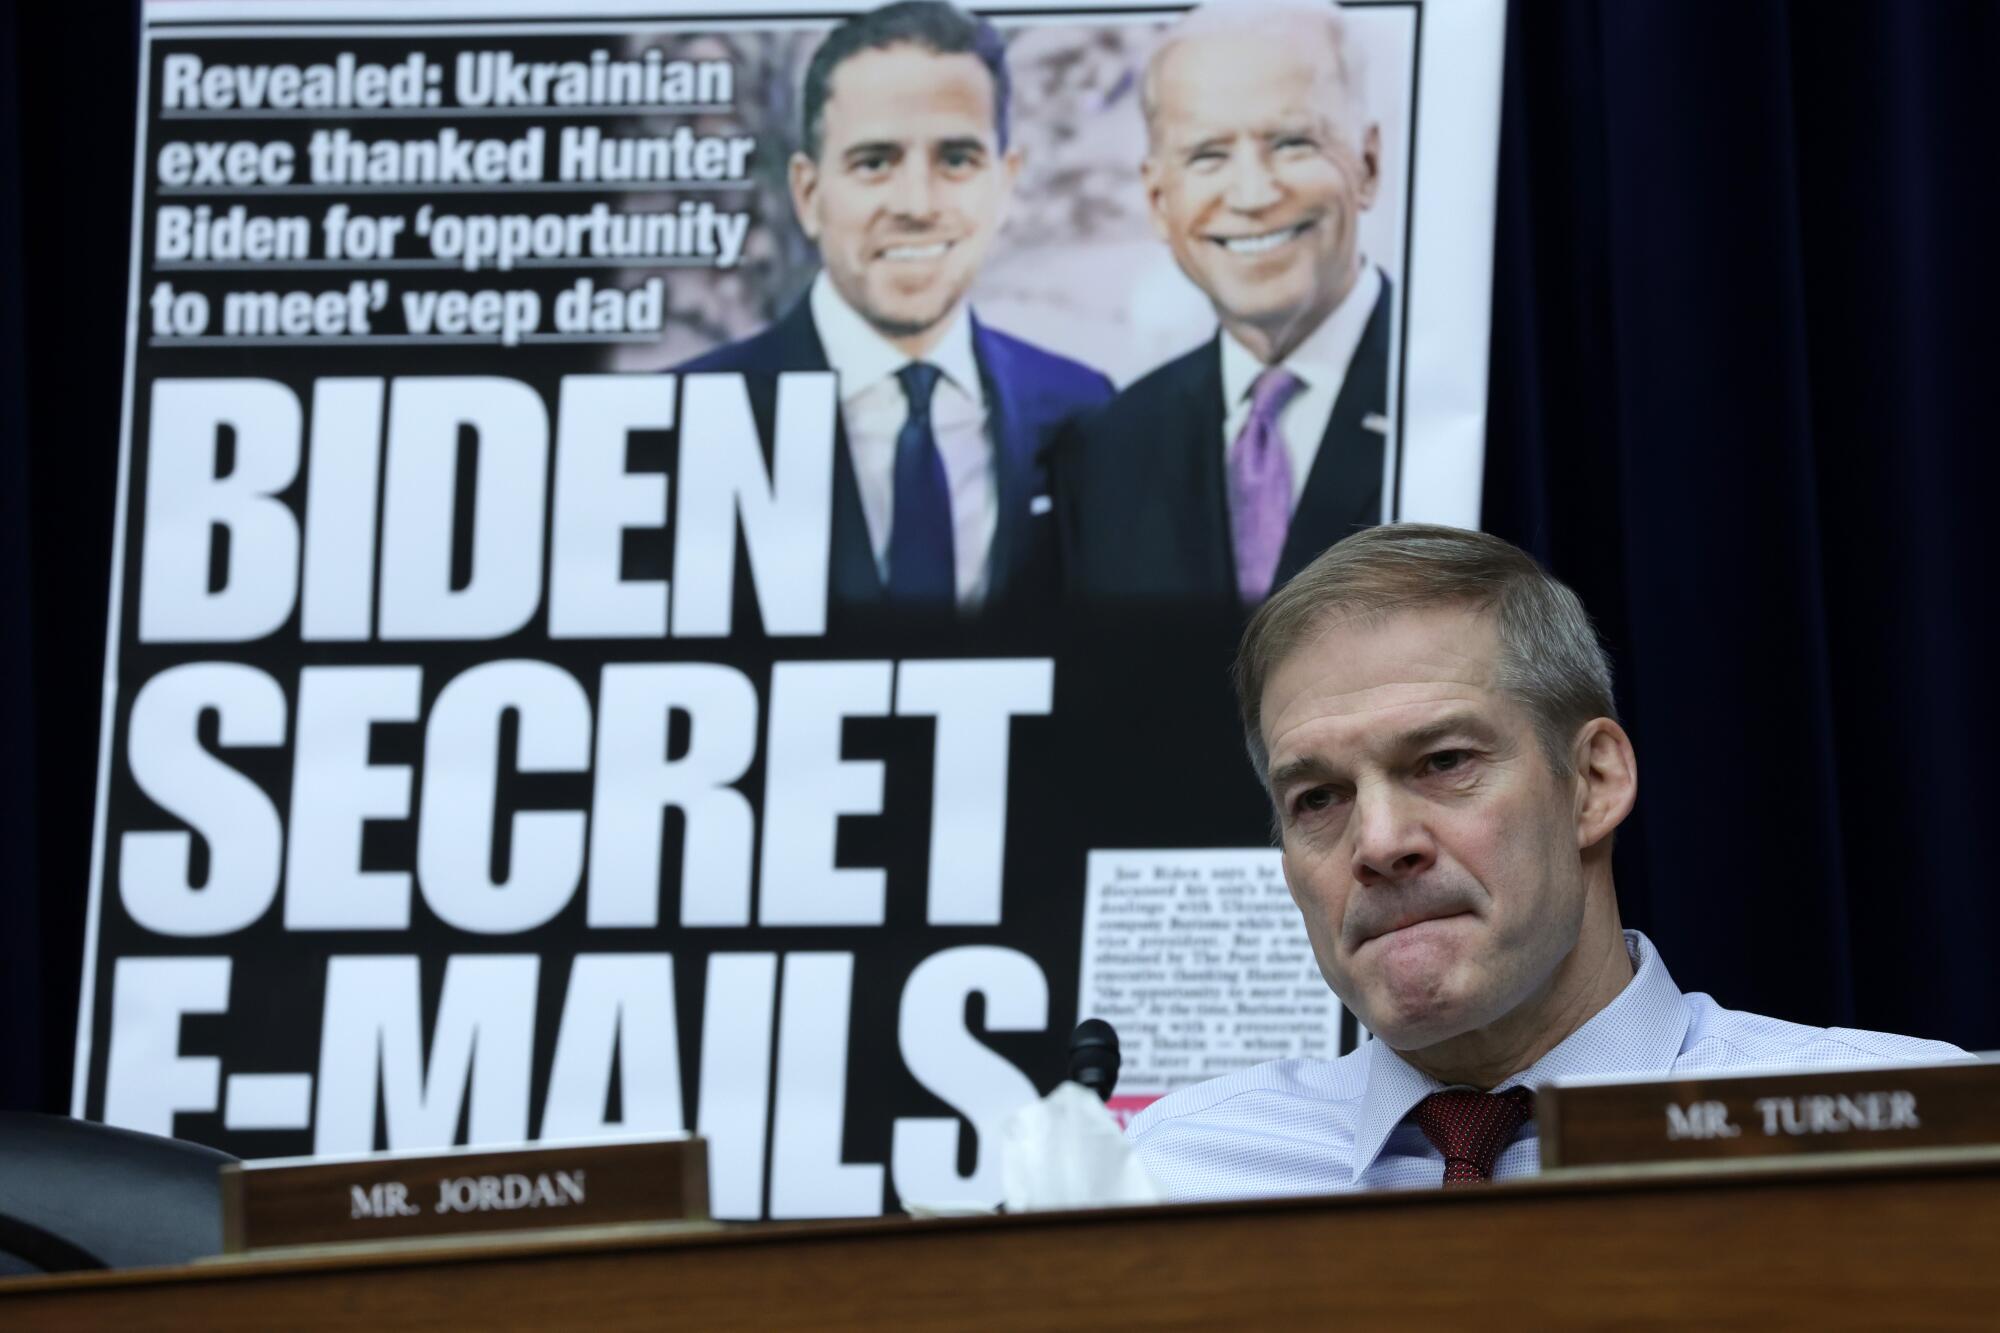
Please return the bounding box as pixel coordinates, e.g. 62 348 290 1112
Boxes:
886 158 938 220
1223 146 1283 213
1349 785 1437 886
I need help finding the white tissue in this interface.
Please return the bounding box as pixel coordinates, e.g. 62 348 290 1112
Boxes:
999 1081 1164 1211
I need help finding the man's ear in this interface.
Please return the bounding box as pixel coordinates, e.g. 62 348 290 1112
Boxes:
986 144 1025 235
1355 123 1382 209
788 151 822 241
1140 154 1170 242
1001 143 1025 189
1571 718 1637 852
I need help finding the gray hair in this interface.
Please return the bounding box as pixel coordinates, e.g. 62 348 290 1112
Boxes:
1140 0 1369 151
1234 524 1618 785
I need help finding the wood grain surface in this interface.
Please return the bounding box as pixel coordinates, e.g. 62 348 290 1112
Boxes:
6 1148 1998 1330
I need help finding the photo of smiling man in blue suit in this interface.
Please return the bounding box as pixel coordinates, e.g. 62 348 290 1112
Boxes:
1054 0 1393 607
680 1 1113 616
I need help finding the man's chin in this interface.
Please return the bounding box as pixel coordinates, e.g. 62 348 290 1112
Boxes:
1349 959 1483 1050
1367 1004 1482 1054
1206 286 1336 347
858 278 973 341
861 305 953 343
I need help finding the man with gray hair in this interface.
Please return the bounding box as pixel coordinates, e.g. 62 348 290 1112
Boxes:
1054 0 1391 604
1128 523 1964 1197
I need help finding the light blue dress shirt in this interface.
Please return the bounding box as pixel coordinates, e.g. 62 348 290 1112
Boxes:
1128 930 1968 1200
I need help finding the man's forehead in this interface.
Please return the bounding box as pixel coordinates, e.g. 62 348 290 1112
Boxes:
1151 26 1345 130
1260 606 1508 761
823 45 997 142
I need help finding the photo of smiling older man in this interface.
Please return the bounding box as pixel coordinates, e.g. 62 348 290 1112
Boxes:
1053 0 1394 606
680 0 1113 616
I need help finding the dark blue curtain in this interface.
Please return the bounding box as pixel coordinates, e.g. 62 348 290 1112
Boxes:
1484 0 2000 1047
3 0 1994 1115
3 2 136 1114
2 2 44 1115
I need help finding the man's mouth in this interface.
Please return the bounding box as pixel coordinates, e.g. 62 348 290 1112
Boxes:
1210 220 1315 256
879 241 954 262
1359 910 1472 949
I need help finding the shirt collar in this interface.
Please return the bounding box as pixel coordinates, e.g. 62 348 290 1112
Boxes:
809 269 983 407
1219 261 1382 407
1348 929 1692 1180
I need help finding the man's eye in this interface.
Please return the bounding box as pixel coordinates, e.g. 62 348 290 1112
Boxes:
852 154 892 175
1423 750 1471 775
1296 787 1335 813
940 148 983 171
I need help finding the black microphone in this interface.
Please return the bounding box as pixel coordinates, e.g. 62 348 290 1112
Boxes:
1066 1018 1121 1103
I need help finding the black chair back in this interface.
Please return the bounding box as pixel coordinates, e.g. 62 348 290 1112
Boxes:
0 1112 236 1273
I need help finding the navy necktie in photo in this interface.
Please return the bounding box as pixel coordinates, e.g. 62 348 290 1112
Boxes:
887 361 955 605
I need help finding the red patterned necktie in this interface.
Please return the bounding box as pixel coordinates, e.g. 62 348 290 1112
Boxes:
1411 1087 1535 1186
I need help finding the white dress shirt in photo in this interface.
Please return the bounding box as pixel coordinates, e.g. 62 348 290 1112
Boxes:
809 272 998 607
1218 262 1385 507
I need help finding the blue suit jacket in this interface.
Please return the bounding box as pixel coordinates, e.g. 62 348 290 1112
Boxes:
678 294 1113 613
1051 276 1393 603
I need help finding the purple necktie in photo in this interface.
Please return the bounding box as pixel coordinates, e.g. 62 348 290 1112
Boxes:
1228 366 1304 603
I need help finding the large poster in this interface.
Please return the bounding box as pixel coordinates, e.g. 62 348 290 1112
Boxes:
77 0 1504 1217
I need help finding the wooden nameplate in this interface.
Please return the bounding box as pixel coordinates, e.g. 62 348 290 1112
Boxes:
220 1133 708 1254
1538 1059 1996 1169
